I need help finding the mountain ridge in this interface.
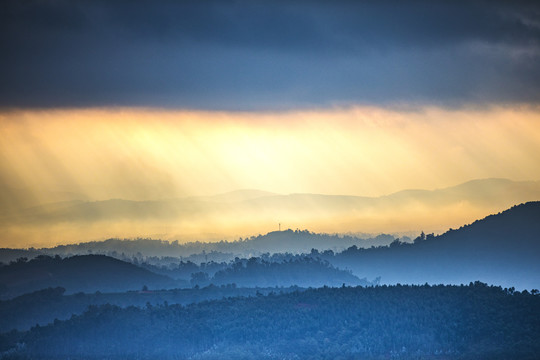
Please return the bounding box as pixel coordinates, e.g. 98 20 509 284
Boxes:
331 201 540 289
4 178 539 220
1 202 538 294
4 178 539 212
0 254 178 299
2 178 539 248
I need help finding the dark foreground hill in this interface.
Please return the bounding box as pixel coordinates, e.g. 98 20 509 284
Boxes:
0 285 303 332
0 255 177 299
329 202 540 289
1 283 538 360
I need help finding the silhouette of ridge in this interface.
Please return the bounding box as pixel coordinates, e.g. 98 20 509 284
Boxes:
333 201 540 289
0 255 177 299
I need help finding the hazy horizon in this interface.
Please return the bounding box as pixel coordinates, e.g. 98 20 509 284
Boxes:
2 2 540 358
1 176 539 248
1 1 540 247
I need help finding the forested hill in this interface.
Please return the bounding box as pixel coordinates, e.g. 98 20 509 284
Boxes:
428 200 540 251
0 255 177 299
206 257 367 288
330 202 540 289
0 254 367 300
233 230 395 254
0 232 395 264
2 283 538 359
0 285 303 332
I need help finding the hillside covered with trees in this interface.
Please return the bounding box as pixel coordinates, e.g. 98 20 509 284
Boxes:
0 254 366 300
0 285 304 332
0 232 396 264
1 202 539 359
0 255 178 299
326 202 540 289
1 283 538 359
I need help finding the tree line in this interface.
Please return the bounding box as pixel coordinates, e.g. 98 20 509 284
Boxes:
1 282 539 359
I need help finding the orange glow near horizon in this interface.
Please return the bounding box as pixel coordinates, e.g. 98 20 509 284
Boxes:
1 106 540 247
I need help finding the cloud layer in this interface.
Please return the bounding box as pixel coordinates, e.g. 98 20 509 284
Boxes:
2 0 540 109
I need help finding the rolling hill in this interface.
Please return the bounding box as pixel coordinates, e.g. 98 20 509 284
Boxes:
0 255 178 299
19 231 394 261
3 284 539 359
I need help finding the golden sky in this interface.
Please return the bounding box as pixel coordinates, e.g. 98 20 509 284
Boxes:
2 106 540 200
1 105 540 247
3 1 540 249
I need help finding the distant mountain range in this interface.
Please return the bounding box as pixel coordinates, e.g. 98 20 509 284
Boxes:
0 232 395 263
4 178 539 222
1 178 539 246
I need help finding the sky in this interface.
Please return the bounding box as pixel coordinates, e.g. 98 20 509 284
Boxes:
1 0 540 247
1 106 540 200
2 1 540 109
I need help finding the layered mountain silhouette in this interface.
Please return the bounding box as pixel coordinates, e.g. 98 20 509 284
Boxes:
329 201 540 289
198 257 368 288
3 202 539 292
7 232 394 262
0 254 367 300
2 179 539 247
5 178 539 222
0 255 177 299
0 285 304 332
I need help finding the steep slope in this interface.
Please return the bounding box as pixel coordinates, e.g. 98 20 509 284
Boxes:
0 255 177 299
331 202 540 289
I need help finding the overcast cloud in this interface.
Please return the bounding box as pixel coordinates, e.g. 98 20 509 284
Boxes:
1 0 540 110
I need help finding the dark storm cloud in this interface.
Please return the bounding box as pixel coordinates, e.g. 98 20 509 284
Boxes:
1 0 540 109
